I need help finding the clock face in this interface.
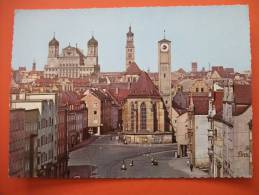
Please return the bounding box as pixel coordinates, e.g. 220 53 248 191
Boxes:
160 43 169 52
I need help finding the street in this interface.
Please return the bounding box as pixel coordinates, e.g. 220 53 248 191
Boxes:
68 135 208 178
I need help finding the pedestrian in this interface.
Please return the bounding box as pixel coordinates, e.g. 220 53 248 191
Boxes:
186 159 190 167
121 160 127 170
190 163 193 172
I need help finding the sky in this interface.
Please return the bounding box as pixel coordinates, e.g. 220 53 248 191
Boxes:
12 5 251 72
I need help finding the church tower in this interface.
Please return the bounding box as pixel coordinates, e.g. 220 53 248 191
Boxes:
48 35 59 58
158 33 172 131
85 36 100 74
126 26 135 70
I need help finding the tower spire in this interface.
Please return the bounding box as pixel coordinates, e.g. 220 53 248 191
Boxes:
32 58 36 71
163 29 166 39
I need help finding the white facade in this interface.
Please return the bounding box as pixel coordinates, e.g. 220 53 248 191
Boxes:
223 106 252 177
172 108 189 157
44 36 100 79
194 115 209 168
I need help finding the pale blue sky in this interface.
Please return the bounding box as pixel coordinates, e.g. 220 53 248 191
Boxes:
12 5 251 72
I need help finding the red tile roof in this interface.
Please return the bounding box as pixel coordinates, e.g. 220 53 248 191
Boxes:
211 66 235 79
233 105 251 116
191 95 209 115
213 90 224 113
125 62 142 75
234 84 251 105
108 88 129 104
70 78 90 87
177 68 186 74
58 92 81 106
212 66 224 72
128 71 161 98
224 68 234 74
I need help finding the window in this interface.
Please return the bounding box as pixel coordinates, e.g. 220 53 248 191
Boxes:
130 103 135 130
140 102 147 130
196 88 199 92
164 73 166 78
201 88 204 92
94 111 97 115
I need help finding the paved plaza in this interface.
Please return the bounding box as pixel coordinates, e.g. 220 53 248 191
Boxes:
68 135 208 178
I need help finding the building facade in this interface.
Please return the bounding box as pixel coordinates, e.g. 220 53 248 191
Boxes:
11 99 56 177
24 109 39 177
122 71 172 144
9 109 26 177
44 35 100 79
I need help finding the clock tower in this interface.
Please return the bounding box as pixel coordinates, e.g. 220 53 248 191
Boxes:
125 26 135 70
158 35 172 132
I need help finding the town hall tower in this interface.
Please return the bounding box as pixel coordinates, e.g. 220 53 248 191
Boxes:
158 34 172 131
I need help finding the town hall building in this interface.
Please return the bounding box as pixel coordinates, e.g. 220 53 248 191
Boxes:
44 35 100 79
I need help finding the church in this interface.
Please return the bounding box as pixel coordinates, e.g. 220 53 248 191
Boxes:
44 35 100 78
121 27 173 144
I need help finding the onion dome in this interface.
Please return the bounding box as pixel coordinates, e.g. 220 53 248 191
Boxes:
127 26 134 36
49 36 59 46
88 36 98 46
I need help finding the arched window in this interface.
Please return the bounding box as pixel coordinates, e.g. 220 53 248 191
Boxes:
140 102 147 130
130 102 134 130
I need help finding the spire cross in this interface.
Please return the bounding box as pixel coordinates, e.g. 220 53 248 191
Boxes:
53 32 55 38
